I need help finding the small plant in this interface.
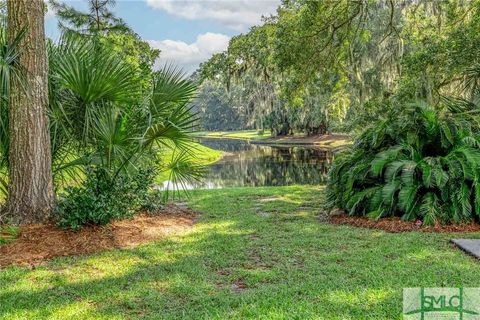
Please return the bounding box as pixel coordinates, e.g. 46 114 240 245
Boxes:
0 225 18 245
327 100 480 225
56 166 156 230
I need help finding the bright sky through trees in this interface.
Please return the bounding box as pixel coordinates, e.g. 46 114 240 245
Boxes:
45 0 280 72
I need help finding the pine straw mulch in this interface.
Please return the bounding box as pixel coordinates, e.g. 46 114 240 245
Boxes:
0 204 197 268
321 209 480 233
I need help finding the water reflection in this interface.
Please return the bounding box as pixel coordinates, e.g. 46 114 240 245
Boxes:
159 138 334 190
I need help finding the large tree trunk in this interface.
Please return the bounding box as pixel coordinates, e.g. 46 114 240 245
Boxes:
6 0 54 224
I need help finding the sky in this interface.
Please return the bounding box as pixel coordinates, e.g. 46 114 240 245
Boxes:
45 0 280 73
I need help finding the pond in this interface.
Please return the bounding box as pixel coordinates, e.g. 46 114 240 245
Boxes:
159 138 335 190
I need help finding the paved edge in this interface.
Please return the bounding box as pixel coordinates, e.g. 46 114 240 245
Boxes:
451 239 480 259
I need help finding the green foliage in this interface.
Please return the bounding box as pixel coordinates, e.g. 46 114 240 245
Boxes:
56 166 155 230
99 32 159 90
191 80 246 131
4 186 480 318
48 35 197 180
0 21 201 226
0 224 17 244
49 0 130 35
0 24 27 196
197 0 480 135
46 34 202 227
49 0 160 90
327 101 480 225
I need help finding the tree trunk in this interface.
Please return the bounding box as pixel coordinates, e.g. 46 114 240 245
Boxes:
6 0 54 224
277 122 290 136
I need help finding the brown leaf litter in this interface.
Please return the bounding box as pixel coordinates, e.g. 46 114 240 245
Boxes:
0 204 197 268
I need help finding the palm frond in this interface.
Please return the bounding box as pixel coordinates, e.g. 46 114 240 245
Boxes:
327 100 480 225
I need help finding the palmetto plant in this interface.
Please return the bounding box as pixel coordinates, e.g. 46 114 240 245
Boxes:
327 100 480 225
49 34 203 189
0 31 204 201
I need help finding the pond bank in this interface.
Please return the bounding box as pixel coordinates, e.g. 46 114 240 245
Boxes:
194 130 272 141
196 131 351 148
252 133 351 148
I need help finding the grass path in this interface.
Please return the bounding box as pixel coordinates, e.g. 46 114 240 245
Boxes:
2 186 480 319
195 130 272 141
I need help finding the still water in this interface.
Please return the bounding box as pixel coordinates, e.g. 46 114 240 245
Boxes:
160 138 334 190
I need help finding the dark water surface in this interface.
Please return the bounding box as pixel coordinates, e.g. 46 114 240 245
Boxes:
160 138 334 190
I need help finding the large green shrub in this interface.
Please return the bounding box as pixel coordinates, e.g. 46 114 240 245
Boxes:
56 166 155 230
327 101 480 225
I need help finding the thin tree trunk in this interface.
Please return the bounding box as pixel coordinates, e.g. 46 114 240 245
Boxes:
6 0 54 224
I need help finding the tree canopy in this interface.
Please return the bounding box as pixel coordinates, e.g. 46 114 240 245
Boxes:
49 0 160 90
196 0 480 136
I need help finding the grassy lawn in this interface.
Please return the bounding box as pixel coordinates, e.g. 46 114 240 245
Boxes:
157 142 223 183
2 185 480 319
43 142 223 190
195 130 272 141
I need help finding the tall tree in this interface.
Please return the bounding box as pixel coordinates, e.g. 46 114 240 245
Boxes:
6 0 54 223
49 0 129 35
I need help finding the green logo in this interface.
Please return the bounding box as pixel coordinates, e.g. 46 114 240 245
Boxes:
404 288 480 319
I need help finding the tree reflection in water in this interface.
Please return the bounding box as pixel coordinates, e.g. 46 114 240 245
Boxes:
159 138 334 190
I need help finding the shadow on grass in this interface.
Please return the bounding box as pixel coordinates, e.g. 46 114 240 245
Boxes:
1 186 480 319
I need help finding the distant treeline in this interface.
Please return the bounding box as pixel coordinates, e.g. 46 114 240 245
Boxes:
192 0 480 136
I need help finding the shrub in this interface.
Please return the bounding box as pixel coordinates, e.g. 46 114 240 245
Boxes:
56 166 155 230
327 100 480 225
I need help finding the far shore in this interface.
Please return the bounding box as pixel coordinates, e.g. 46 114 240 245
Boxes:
251 133 351 148
195 130 351 148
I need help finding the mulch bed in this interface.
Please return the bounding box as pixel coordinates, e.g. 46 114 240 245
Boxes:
0 204 197 268
323 209 480 233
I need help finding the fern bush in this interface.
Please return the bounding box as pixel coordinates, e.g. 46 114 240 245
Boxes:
327 101 480 225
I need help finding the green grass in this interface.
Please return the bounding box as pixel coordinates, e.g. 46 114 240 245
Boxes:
195 130 272 141
1 185 480 319
47 141 223 188
155 142 223 183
